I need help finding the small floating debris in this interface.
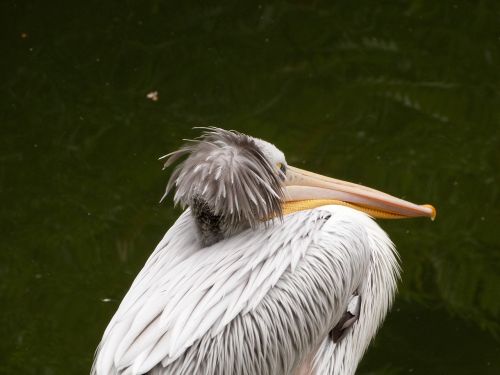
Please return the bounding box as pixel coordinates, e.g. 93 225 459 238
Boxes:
101 298 113 303
146 91 159 102
20 32 28 39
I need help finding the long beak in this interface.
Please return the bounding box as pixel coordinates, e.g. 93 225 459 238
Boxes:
284 166 436 220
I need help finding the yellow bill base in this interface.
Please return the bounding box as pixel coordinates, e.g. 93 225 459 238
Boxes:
281 199 408 219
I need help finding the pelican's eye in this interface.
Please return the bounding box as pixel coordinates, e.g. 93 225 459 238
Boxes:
277 163 287 181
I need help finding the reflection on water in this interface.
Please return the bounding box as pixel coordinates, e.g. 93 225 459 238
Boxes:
1 1 499 374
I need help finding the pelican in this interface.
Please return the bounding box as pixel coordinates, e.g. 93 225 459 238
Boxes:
92 127 435 375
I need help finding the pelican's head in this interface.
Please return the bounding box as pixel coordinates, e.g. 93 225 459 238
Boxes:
162 127 435 246
161 128 286 245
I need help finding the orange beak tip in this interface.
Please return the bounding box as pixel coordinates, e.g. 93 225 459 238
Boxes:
423 204 437 221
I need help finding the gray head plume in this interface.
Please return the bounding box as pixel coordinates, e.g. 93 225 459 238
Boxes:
161 127 284 245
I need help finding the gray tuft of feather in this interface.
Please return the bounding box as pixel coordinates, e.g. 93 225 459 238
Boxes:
161 128 284 238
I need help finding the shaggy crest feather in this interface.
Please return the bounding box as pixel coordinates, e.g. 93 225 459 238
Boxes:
161 128 284 233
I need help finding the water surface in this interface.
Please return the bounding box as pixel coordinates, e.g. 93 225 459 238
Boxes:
1 1 499 374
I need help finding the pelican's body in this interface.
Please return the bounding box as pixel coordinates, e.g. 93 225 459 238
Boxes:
93 128 434 375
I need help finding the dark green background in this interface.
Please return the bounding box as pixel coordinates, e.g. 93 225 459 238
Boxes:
1 1 499 374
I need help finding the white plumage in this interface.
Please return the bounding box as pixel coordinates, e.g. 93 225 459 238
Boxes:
93 206 398 375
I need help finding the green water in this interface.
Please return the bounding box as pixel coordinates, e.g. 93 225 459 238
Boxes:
2 1 499 374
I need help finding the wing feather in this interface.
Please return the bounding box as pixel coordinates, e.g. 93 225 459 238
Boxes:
93 208 329 374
